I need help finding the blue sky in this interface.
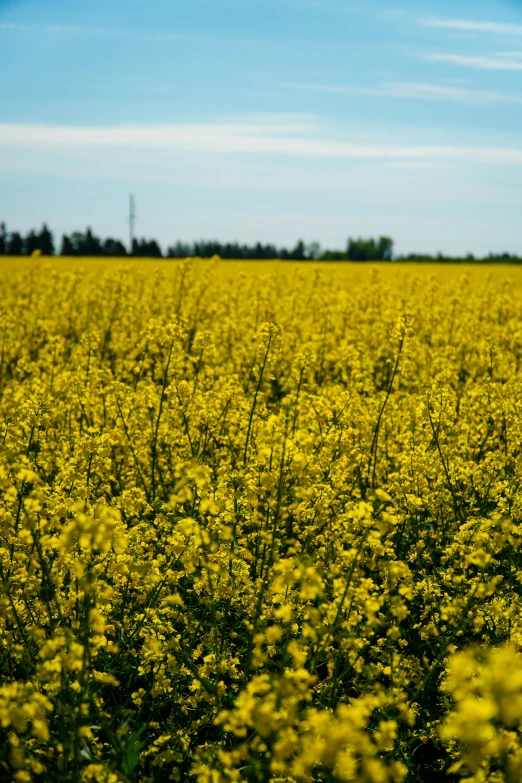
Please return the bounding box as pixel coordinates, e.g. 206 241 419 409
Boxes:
2 0 522 255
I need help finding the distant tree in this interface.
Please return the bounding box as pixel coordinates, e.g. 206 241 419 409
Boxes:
346 236 393 262
222 243 238 259
7 231 23 255
132 238 162 257
377 236 394 261
321 250 346 261
149 240 162 257
347 238 372 261
70 232 87 255
61 234 74 255
306 241 322 260
84 227 102 256
290 240 306 260
102 238 127 256
24 230 40 255
194 240 220 258
167 241 192 258
347 239 360 260
39 224 55 255
253 242 265 260
0 223 6 255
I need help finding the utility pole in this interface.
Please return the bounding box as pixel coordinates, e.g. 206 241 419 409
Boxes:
129 194 136 255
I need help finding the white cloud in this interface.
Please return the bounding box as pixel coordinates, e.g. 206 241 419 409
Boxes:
390 82 522 102
380 161 450 170
493 51 522 60
423 52 522 71
421 17 522 36
287 81 522 104
1 119 522 166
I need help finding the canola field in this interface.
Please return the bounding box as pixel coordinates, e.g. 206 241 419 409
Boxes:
2 257 522 783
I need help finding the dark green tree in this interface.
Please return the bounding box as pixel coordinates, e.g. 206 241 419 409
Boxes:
39 224 55 255
290 240 306 260
346 237 393 261
84 228 102 255
70 232 87 255
377 236 394 261
61 235 74 255
0 223 6 255
24 230 40 255
167 241 193 258
147 239 162 257
102 238 127 256
132 238 162 257
7 232 23 255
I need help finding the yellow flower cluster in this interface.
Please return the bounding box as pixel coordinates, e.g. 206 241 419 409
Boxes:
1 257 522 781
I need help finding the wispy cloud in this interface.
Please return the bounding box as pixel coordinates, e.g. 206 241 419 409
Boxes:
380 161 450 171
421 17 522 37
493 51 522 60
423 53 522 71
1 119 522 166
287 81 522 105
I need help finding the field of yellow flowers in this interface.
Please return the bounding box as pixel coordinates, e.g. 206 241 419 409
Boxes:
2 256 522 783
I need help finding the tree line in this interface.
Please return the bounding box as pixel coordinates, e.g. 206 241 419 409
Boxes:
0 223 394 260
1 222 522 263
